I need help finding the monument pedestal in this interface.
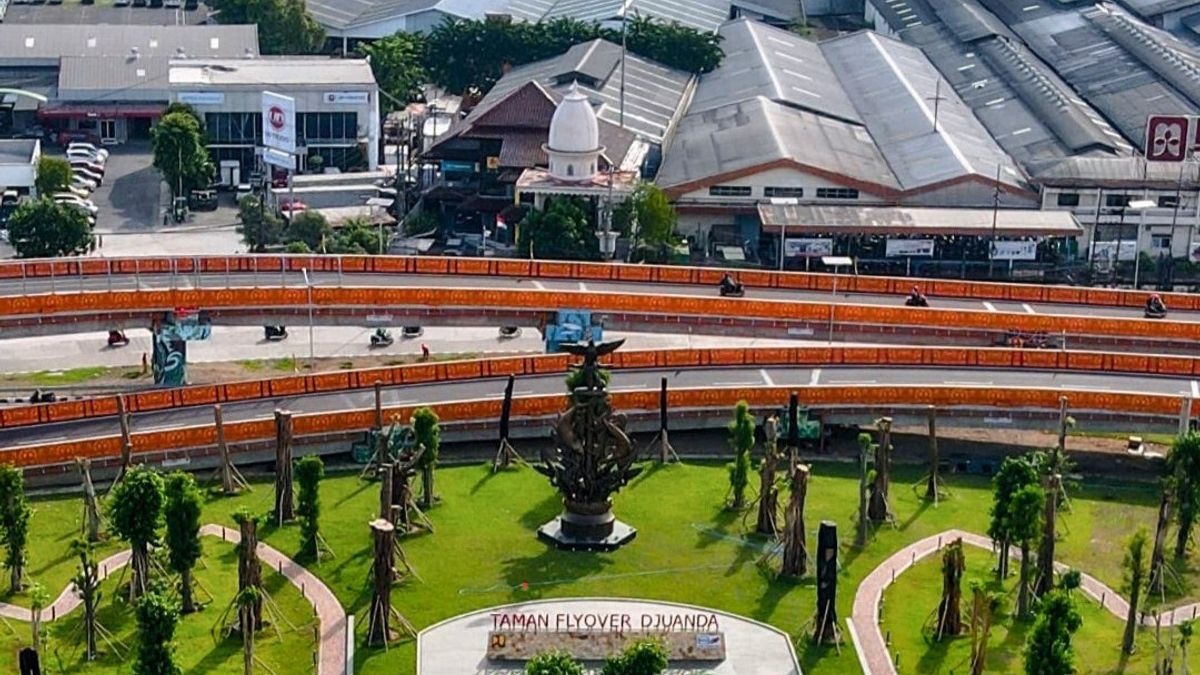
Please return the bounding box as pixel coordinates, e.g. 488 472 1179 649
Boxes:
538 500 636 551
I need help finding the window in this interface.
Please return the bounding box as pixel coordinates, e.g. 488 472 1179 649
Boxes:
1056 193 1080 207
1159 195 1179 209
1105 194 1131 208
298 112 358 143
566 164 574 177
709 185 752 197
764 186 804 198
816 187 859 200
205 112 261 144
1153 234 1173 250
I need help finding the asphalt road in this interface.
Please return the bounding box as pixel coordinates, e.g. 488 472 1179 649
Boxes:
2 365 1191 447
2 271 1190 324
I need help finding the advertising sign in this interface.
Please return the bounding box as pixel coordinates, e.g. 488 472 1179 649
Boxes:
261 91 296 155
1091 240 1137 264
885 239 935 257
784 238 833 258
176 92 224 105
1190 241 1200 263
989 240 1038 261
262 147 295 170
323 91 369 104
1146 114 1190 162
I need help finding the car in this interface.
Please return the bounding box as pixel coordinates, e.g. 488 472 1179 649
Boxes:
165 0 181 7
73 167 103 186
132 0 147 7
61 184 91 200
54 195 99 216
71 175 97 192
149 0 162 7
67 148 105 163
1 190 19 206
114 0 132 6
67 143 108 161
69 159 106 176
184 0 198 9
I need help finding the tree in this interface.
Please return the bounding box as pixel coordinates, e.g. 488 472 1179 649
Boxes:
1121 528 1148 654
6 198 93 258
601 638 669 675
29 582 48 654
210 0 324 54
74 539 102 661
526 650 584 675
968 581 1001 675
625 15 724 73
0 466 31 592
35 156 72 197
295 455 324 560
726 401 754 510
152 111 211 198
238 195 286 252
1024 585 1082 675
330 218 384 255
1010 483 1044 618
1168 433 1200 558
988 455 1039 580
613 182 678 260
162 102 203 130
236 586 261 675
517 197 599 261
163 472 203 613
867 417 893 522
132 590 182 675
412 407 440 510
287 210 332 252
855 432 872 547
108 467 165 602
1181 619 1195 675
362 32 428 106
936 538 965 638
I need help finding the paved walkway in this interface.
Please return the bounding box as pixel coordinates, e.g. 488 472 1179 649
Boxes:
0 524 346 675
849 529 1200 675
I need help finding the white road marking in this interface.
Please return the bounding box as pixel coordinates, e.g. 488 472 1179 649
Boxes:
759 369 775 386
1192 380 1199 399
531 280 545 290
983 301 997 312
809 368 822 386
829 379 877 385
713 381 760 387
513 390 534 396
1062 384 1111 391
943 380 993 386
578 282 588 291
1022 303 1036 314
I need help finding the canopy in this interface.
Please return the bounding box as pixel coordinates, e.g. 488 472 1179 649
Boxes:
757 204 1083 237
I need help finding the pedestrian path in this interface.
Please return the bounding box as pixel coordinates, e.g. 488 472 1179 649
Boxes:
0 523 346 675
849 528 1200 675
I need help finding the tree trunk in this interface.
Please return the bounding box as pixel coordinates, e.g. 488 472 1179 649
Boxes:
925 407 939 501
972 601 993 675
237 518 263 630
936 538 964 638
420 464 434 510
868 419 892 522
1177 508 1194 559
129 544 148 602
813 521 838 644
997 539 1010 580
379 463 394 523
78 459 101 543
273 410 295 525
1035 474 1060 597
115 395 133 486
31 608 40 654
856 441 869 547
10 558 23 593
1018 540 1032 618
181 566 195 614
1149 487 1171 597
755 444 780 537
1123 574 1142 654
240 601 254 675
367 518 395 647
781 464 809 577
215 404 236 494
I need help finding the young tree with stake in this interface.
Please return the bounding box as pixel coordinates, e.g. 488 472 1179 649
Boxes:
727 401 754 510
1168 433 1200 558
1010 483 1045 618
296 455 325 560
163 472 203 613
132 589 182 675
1121 528 1148 654
989 455 1039 580
0 465 31 592
108 467 164 602
412 408 440 510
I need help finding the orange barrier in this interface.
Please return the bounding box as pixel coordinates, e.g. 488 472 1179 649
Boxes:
0 286 1191 343
5 345 1200 432
1 385 1186 469
0 255 1188 311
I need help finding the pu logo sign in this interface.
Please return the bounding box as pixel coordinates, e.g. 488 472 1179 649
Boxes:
1146 114 1191 162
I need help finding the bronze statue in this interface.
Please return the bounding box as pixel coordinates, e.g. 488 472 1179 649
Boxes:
536 339 641 550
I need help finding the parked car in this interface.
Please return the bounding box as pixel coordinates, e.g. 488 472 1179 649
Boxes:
61 184 91 200
67 148 105 164
1 190 19 206
188 189 218 211
54 195 99 216
57 130 99 146
114 0 132 6
73 167 103 186
165 0 181 7
69 160 106 177
71 175 97 192
131 0 147 7
184 0 198 9
67 142 108 161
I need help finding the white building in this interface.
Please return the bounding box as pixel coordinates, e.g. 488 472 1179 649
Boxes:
0 139 39 196
168 57 380 184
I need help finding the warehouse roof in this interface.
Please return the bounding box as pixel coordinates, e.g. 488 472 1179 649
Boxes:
169 57 376 87
0 140 38 166
0 24 258 66
758 204 1083 237
57 56 171 99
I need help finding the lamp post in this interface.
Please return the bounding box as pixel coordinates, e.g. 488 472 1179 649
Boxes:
821 255 853 344
301 267 315 371
1128 198 1156 288
771 197 799 271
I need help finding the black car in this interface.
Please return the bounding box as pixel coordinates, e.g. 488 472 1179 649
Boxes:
184 0 198 8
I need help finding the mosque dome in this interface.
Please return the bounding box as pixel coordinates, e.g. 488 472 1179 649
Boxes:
547 82 600 155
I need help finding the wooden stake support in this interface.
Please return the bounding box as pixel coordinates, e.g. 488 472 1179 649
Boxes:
273 410 295 526
211 405 250 494
647 377 679 464
76 458 101 543
493 375 526 471
110 396 133 490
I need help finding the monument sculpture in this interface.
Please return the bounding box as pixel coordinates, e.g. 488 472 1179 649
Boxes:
536 339 641 551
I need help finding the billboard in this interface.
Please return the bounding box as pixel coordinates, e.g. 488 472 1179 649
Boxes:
1146 114 1190 162
990 240 1038 261
262 91 296 155
263 147 295 170
176 92 224 105
323 91 369 104
885 239 935 257
784 238 832 258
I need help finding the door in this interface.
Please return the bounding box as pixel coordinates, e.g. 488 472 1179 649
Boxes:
99 119 117 144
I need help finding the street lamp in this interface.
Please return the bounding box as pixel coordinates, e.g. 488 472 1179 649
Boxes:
821 255 853 344
301 267 315 371
1127 199 1155 288
771 197 800 271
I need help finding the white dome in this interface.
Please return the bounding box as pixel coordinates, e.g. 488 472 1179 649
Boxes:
547 82 600 154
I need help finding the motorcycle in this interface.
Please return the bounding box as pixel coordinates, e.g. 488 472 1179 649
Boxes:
370 329 394 348
107 330 129 347
719 282 745 298
904 295 929 308
29 389 56 404
264 325 289 341
1145 306 1168 319
498 326 522 339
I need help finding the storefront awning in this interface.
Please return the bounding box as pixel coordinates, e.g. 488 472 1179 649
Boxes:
757 204 1083 237
37 103 163 119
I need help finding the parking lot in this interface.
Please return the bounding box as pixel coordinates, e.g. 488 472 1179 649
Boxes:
1 0 208 24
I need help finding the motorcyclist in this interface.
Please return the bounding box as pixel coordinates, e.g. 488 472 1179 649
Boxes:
719 273 742 294
373 327 393 342
905 286 928 307
1146 293 1167 316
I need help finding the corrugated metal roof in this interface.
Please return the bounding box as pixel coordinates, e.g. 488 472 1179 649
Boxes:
169 57 376 87
543 0 731 33
820 31 1027 192
758 203 1083 236
0 140 37 165
57 56 170 100
0 24 258 65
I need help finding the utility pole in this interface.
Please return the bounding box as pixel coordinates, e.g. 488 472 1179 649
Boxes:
988 164 1001 278
620 0 630 130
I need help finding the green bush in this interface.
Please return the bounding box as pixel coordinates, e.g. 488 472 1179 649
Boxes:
601 638 669 675
525 649 584 675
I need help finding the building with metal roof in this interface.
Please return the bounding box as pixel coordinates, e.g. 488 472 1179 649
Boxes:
0 24 258 67
657 18 1035 262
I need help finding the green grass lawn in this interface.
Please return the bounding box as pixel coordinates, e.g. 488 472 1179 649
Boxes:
2 460 1190 673
880 549 1186 673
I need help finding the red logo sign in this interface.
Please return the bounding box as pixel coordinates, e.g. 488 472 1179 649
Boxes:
1146 114 1190 162
268 105 286 131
